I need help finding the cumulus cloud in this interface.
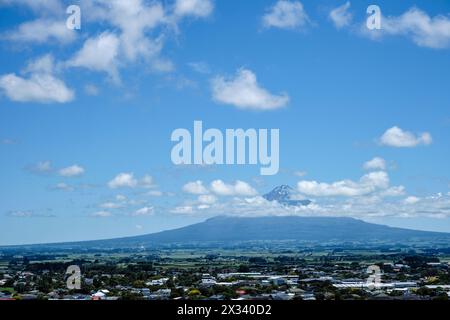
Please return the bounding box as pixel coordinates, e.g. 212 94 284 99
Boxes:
108 173 157 189
132 206 154 216
210 180 258 196
198 194 217 205
297 171 390 197
183 180 209 195
382 8 450 49
262 0 310 30
182 179 258 197
363 157 386 171
0 55 74 103
67 32 120 83
174 0 214 18
108 173 138 189
140 175 156 189
212 68 289 110
329 1 352 29
404 196 420 205
361 7 450 49
29 160 53 174
68 0 174 79
4 18 76 44
170 205 195 214
59 165 85 177
0 0 63 15
379 126 432 148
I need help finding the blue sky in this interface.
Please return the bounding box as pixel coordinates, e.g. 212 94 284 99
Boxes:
1 0 450 245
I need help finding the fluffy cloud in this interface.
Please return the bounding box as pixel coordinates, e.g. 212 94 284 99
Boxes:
262 1 310 30
182 179 258 197
404 196 420 205
108 173 138 189
360 7 450 49
212 68 289 110
379 126 432 148
174 0 214 18
297 171 390 197
140 175 156 189
183 180 209 194
363 157 386 171
170 205 195 214
30 160 53 174
59 165 84 177
67 32 120 83
69 0 175 79
198 194 217 205
381 8 450 49
4 19 75 44
0 55 74 103
108 173 157 189
329 1 352 29
210 180 258 196
132 206 154 216
0 0 63 14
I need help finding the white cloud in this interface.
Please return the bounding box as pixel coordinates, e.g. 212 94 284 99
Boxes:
381 8 450 49
379 126 432 148
72 0 171 79
67 32 120 83
212 68 289 110
132 206 154 216
170 205 195 214
108 172 156 189
4 19 76 44
32 160 52 173
363 157 386 171
329 1 352 29
59 165 84 177
404 196 420 205
147 190 163 197
108 173 138 189
198 194 217 205
210 180 258 196
0 55 74 103
116 194 127 201
91 211 112 218
380 186 406 197
182 180 209 194
262 1 310 30
140 175 156 188
170 187 450 220
0 0 63 14
297 171 390 197
174 0 214 18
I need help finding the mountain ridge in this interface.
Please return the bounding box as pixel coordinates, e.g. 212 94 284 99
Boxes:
5 215 449 249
